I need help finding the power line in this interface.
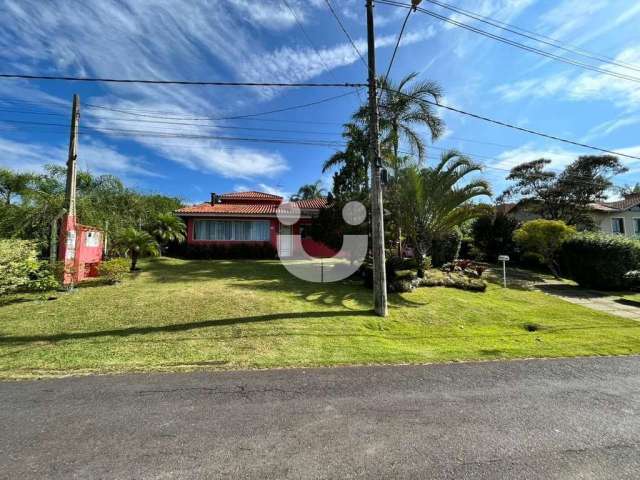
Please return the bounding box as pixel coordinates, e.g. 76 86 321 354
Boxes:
381 86 640 161
419 0 640 74
281 0 366 104
378 0 640 84
0 73 366 88
324 0 369 71
380 6 415 92
84 90 358 121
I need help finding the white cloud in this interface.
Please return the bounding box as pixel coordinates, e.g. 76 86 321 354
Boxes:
582 116 640 142
233 182 290 198
0 136 156 179
493 46 640 110
492 144 580 171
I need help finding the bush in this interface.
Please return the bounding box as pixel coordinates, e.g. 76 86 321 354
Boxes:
514 219 575 276
431 228 462 267
561 233 640 290
0 239 41 295
624 270 640 290
471 213 519 262
98 258 130 284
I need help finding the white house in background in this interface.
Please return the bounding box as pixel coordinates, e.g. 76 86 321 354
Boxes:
589 193 640 237
498 192 640 238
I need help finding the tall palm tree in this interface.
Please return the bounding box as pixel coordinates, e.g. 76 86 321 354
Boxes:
290 181 327 201
356 72 444 164
396 150 492 275
149 213 186 254
115 228 160 271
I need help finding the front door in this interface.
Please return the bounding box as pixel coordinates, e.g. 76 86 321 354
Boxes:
279 225 292 257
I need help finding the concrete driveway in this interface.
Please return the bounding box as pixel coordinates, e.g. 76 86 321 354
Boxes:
1 357 640 479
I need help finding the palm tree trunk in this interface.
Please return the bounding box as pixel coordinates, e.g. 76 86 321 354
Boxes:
130 252 139 271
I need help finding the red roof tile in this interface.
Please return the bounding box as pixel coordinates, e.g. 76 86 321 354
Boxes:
291 198 329 209
596 193 640 211
177 197 329 216
220 191 282 201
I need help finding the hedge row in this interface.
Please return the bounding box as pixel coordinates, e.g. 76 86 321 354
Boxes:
560 232 640 290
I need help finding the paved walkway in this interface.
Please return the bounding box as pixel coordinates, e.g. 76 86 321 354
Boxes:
536 281 640 320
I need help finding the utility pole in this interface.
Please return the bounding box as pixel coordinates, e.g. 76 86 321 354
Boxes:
58 94 80 286
366 0 388 316
65 94 80 218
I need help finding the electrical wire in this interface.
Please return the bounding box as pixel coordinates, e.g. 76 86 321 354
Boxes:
281 0 366 104
419 0 640 74
323 0 369 71
378 0 640 84
380 86 640 161
380 7 414 93
0 74 366 88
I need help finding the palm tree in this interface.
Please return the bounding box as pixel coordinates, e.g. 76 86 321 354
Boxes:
356 72 444 164
290 181 327 201
396 150 492 275
0 169 34 205
115 228 160 271
322 122 370 200
149 213 186 254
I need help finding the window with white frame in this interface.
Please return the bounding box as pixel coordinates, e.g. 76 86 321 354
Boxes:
612 217 625 234
193 220 270 241
634 218 640 236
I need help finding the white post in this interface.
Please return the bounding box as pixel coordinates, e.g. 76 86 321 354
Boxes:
498 255 510 288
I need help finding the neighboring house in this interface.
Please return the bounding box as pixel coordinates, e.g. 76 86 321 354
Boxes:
497 193 640 238
176 191 335 257
589 193 640 237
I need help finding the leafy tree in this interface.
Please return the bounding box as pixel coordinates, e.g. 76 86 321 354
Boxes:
148 213 186 254
0 169 34 205
471 212 519 261
0 165 182 254
500 155 627 228
396 150 491 275
290 181 326 201
513 219 576 277
114 228 160 271
322 122 370 200
621 182 640 195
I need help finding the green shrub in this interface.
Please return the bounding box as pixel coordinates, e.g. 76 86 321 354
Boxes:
471 213 519 262
98 258 130 284
514 219 575 276
561 233 640 290
29 262 59 291
0 239 41 295
431 228 462 267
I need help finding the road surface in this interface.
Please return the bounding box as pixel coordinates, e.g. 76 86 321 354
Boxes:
1 357 640 479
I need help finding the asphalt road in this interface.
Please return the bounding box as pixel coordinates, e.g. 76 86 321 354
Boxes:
2 357 640 479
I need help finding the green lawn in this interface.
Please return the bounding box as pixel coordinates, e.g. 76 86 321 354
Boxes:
1 258 639 379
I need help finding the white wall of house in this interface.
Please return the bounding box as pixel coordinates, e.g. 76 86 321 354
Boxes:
592 208 640 238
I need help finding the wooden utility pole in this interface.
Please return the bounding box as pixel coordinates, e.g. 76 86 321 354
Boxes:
366 0 388 316
65 94 80 217
58 94 80 285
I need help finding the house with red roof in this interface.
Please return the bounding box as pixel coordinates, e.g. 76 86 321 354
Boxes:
176 191 335 257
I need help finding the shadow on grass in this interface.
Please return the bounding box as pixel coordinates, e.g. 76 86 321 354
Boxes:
536 283 608 299
615 298 640 308
142 258 426 309
0 309 373 344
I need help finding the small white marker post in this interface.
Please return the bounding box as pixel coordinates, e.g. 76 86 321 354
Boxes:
498 255 510 288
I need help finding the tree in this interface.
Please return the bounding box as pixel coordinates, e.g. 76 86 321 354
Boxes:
621 182 640 195
322 122 370 200
357 72 444 162
0 169 34 205
471 212 519 262
396 150 491 275
148 213 186 254
500 155 627 227
513 219 576 277
290 181 326 201
114 228 160 271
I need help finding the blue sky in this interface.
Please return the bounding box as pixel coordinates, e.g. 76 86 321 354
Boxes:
1 0 639 203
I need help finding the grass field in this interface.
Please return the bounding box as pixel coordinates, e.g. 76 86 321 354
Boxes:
1 258 639 379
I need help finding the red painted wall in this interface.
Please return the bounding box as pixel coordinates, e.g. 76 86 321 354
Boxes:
184 217 337 257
